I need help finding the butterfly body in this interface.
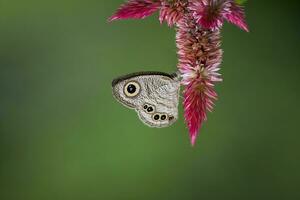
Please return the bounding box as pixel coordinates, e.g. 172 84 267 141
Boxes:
112 71 180 128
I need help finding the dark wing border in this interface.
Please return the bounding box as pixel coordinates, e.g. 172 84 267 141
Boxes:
112 71 177 87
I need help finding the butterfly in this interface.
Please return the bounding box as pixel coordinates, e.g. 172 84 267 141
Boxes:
112 71 180 128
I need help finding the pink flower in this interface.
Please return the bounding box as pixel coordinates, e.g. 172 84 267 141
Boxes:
109 0 160 21
189 0 249 32
109 0 249 146
176 13 223 146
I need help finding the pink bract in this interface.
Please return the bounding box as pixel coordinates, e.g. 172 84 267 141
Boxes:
109 0 160 21
190 0 249 31
176 13 223 145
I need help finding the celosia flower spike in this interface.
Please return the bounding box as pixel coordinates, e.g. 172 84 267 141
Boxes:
176 13 223 146
190 0 249 32
109 0 160 21
223 1 249 32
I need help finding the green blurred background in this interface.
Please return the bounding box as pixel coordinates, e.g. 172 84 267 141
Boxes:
1 0 299 199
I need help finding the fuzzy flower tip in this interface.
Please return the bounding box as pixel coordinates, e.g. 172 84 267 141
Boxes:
109 0 160 21
189 0 249 32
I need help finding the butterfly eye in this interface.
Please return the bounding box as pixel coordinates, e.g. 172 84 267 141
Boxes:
143 104 155 113
153 114 160 121
168 116 174 121
124 81 140 97
160 115 167 121
146 106 154 113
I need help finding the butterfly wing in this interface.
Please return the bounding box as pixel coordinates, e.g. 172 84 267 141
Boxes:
112 71 180 128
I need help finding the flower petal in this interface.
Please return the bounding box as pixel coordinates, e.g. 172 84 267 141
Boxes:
159 0 187 26
224 2 249 32
109 0 160 21
189 0 229 30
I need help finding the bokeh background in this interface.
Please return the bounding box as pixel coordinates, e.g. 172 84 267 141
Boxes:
1 0 300 199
